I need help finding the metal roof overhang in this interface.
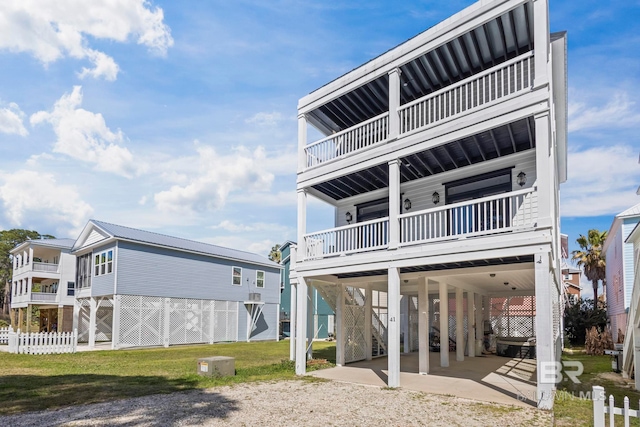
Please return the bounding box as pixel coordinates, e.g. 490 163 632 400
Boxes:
312 116 535 201
306 2 534 134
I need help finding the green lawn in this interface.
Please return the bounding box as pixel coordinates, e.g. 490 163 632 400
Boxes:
0 340 336 415
554 353 640 426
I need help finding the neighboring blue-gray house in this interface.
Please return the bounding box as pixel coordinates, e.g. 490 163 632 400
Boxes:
72 220 282 349
280 241 334 340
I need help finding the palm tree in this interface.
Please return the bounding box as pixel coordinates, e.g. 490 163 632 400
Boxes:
571 229 607 303
268 244 281 264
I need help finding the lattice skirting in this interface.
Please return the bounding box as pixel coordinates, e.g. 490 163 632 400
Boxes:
113 295 239 348
77 297 113 343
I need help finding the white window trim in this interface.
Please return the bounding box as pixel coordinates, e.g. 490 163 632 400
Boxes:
94 249 114 277
256 270 265 288
232 266 242 286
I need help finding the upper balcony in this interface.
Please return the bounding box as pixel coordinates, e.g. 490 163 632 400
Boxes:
298 1 542 179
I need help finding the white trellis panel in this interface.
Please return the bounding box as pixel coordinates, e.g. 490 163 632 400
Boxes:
96 298 113 341
213 300 238 343
77 299 91 343
118 295 164 347
344 286 367 363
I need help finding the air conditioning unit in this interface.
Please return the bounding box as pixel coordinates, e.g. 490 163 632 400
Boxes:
248 292 261 302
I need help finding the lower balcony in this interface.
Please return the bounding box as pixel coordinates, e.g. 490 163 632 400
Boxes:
303 188 537 260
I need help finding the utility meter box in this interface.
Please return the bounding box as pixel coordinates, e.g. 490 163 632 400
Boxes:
197 356 235 377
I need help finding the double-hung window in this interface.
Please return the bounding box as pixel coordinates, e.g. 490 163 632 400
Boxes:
256 271 265 288
232 267 242 286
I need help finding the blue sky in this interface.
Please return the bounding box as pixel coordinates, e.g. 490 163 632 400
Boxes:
0 0 639 293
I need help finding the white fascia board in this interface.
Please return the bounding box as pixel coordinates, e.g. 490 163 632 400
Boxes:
298 0 528 113
296 232 553 277
551 33 568 184
298 93 549 189
72 220 113 252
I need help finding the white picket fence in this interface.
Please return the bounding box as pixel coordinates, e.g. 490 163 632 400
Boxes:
593 385 640 427
3 327 78 354
0 326 12 344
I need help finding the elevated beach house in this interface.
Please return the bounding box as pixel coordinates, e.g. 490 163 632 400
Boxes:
10 238 77 332
291 0 567 409
71 220 281 349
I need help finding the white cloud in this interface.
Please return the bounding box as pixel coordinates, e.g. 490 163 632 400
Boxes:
211 220 291 233
30 86 144 178
0 169 93 235
569 91 640 133
0 0 173 80
245 111 283 127
201 235 276 259
0 102 28 136
154 144 277 213
561 144 640 217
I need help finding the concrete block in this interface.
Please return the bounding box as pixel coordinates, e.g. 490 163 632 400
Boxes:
197 356 235 377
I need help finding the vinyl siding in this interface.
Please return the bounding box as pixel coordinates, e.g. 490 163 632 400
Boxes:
91 243 116 297
606 228 625 319
116 241 280 304
335 150 537 227
623 218 640 308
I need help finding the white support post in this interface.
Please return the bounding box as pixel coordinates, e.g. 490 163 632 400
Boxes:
163 298 171 347
88 297 97 349
297 189 307 260
467 292 475 357
456 287 464 362
336 284 345 366
289 281 297 361
365 285 372 361
25 277 32 303
438 281 449 367
306 283 314 360
276 303 280 342
72 299 80 334
533 0 550 88
535 251 555 410
295 277 308 375
112 295 120 350
388 68 401 140
475 294 482 350
298 113 307 171
635 326 640 391
418 277 429 375
535 112 552 228
592 385 605 427
388 267 401 387
402 294 410 354
388 159 400 249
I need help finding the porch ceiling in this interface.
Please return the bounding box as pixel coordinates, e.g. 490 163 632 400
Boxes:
307 2 533 133
312 117 535 200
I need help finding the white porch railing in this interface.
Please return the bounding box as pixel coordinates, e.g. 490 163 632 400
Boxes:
30 292 58 303
398 51 534 136
593 386 640 427
305 112 389 168
304 217 389 259
399 188 537 246
6 328 78 354
32 262 59 273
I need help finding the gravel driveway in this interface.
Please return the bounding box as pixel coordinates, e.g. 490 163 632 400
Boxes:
1 379 552 426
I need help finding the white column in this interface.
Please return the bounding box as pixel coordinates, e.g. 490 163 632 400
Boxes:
289 281 297 361
112 295 120 350
388 267 401 387
306 283 314 360
88 297 97 349
336 284 345 366
467 291 475 357
297 189 307 260
535 112 552 228
634 326 640 391
25 277 32 301
388 159 401 249
439 281 449 367
418 277 429 374
72 299 80 334
163 298 171 347
402 295 410 354
298 113 307 170
456 287 464 362
28 247 33 266
388 68 401 140
535 251 555 410
474 293 482 345
533 0 550 88
295 277 308 375
365 286 373 361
